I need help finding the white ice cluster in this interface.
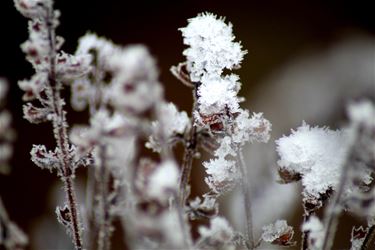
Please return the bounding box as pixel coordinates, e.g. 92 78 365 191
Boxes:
146 102 190 152
180 12 247 120
180 13 245 82
147 161 179 201
198 216 234 244
203 157 239 194
276 122 350 199
180 13 271 195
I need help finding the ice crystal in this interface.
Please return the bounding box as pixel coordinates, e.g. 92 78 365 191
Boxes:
204 157 239 193
180 12 246 82
232 110 272 145
197 74 241 116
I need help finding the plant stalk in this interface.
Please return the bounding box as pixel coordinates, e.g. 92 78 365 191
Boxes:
45 7 83 250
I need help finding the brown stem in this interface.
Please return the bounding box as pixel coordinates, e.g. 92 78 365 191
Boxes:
45 7 83 250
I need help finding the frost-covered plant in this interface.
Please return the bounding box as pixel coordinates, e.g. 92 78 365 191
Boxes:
8 1 375 250
275 101 375 250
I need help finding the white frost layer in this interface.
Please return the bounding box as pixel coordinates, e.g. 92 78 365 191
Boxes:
147 161 179 199
276 122 348 199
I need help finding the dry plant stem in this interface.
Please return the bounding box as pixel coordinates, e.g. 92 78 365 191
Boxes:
361 225 375 250
321 127 358 250
155 105 193 249
85 166 96 250
97 144 111 250
45 8 83 250
179 86 198 206
238 150 255 249
301 212 312 250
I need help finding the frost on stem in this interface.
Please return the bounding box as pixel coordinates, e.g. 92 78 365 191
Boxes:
261 219 295 247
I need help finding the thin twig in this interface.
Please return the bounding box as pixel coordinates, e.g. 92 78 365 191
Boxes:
238 150 254 249
179 85 199 207
45 7 83 250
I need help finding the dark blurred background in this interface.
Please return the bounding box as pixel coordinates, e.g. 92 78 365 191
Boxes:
0 0 374 249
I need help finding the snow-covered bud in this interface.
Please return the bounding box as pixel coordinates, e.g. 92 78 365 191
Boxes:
276 122 350 200
146 102 190 152
180 12 246 82
204 157 239 194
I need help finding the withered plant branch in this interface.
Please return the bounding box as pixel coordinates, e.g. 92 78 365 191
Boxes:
44 7 83 250
238 150 254 249
179 89 198 207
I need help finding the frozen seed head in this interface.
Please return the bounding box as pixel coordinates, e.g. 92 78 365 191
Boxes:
180 12 246 82
276 122 348 200
197 74 241 116
203 157 239 194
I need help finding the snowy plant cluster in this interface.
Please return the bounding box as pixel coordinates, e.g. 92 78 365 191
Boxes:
0 1 374 250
